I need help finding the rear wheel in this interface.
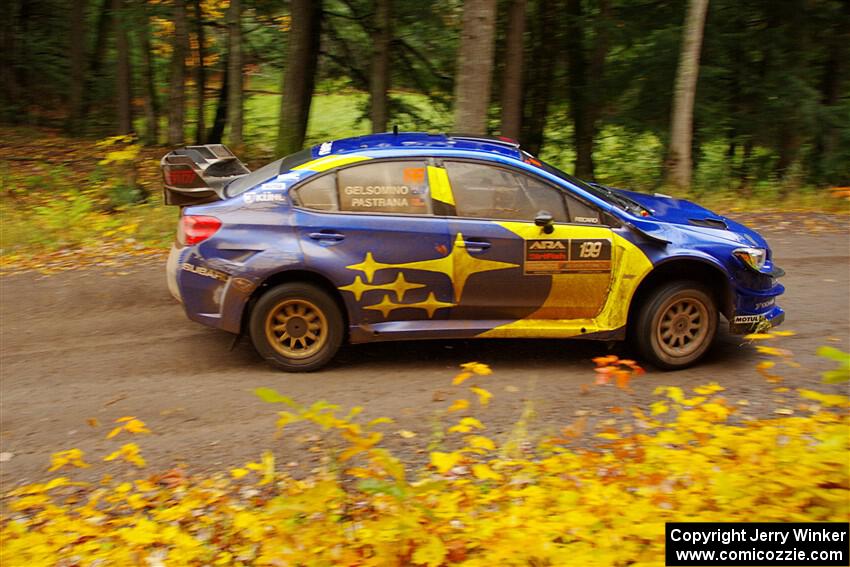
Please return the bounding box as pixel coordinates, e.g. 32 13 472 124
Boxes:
634 281 718 370
249 283 343 372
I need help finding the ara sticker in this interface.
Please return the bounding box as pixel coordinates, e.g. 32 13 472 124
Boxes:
181 262 229 282
244 192 287 205
524 239 612 275
260 182 287 191
318 141 333 155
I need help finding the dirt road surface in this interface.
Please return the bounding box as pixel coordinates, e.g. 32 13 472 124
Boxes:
2 221 848 486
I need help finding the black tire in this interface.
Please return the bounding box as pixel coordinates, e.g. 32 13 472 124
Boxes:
633 280 718 370
249 282 344 372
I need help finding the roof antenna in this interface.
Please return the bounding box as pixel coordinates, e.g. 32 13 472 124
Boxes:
392 124 399 135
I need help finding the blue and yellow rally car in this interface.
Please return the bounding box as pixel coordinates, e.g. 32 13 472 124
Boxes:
162 133 785 371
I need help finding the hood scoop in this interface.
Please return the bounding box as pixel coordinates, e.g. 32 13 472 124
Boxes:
688 217 728 230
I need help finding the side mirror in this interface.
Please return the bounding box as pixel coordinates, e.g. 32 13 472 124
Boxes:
534 210 554 234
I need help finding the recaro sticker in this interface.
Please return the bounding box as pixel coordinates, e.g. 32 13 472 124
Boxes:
524 238 612 275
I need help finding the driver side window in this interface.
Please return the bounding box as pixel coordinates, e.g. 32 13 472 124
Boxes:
444 161 567 222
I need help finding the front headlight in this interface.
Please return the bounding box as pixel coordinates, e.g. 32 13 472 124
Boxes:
733 247 767 272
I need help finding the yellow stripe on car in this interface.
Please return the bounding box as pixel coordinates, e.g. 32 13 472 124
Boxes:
479 222 653 338
293 154 371 172
427 165 455 206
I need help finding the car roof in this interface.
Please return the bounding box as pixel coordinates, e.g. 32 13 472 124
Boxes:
312 132 523 161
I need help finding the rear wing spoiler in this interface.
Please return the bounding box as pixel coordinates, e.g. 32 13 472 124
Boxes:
161 144 250 206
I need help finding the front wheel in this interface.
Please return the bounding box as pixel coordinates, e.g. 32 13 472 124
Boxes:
633 281 718 370
249 283 344 372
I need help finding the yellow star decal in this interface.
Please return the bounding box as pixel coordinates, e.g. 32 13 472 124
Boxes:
346 233 519 302
338 273 426 301
364 292 455 318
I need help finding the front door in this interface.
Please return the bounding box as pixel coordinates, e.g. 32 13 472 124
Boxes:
439 160 616 324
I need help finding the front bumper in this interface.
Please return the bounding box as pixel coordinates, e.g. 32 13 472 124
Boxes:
729 305 785 334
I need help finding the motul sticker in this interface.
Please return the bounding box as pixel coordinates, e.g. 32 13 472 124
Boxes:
732 315 764 324
524 239 612 275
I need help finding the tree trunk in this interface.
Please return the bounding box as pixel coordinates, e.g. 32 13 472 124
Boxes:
227 0 243 148
81 0 112 123
499 0 525 140
565 0 609 180
276 0 322 156
453 0 498 134
664 0 709 189
520 0 556 155
194 0 206 144
207 55 229 144
167 0 188 146
137 1 158 145
67 0 87 132
370 0 391 133
113 0 133 135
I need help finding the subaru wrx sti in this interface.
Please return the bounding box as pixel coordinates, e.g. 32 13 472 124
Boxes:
162 133 785 371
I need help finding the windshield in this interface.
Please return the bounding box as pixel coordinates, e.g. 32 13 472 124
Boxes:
522 153 612 203
226 148 313 197
523 152 646 214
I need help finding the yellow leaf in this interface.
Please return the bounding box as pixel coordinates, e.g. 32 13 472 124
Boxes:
447 399 470 412
650 401 669 416
472 463 502 481
48 449 90 472
397 430 417 439
103 443 146 468
771 330 796 336
798 389 850 407
693 382 725 395
756 346 791 357
470 386 493 407
367 417 394 426
430 451 461 474
230 468 249 479
744 333 775 340
466 435 495 451
448 417 485 433
460 361 492 376
412 534 447 567
259 451 275 485
452 371 473 386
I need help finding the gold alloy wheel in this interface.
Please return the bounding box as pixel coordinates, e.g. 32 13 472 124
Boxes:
655 297 709 358
264 299 328 360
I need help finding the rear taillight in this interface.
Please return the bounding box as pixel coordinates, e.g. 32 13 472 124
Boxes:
164 166 201 187
179 215 221 246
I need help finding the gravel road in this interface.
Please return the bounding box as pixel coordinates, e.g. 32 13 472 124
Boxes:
1 221 848 486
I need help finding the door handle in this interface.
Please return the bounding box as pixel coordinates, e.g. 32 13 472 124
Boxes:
308 232 345 242
462 239 491 252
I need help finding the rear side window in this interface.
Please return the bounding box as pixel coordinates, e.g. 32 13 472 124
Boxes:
337 161 431 214
296 173 338 211
293 160 432 215
444 161 567 222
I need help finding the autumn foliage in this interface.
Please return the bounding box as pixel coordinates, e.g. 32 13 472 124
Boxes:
2 358 848 566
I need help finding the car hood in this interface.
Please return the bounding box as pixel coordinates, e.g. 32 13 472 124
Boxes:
612 189 768 249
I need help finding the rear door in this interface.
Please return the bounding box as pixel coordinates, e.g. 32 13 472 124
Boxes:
291 159 457 334
441 159 616 322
